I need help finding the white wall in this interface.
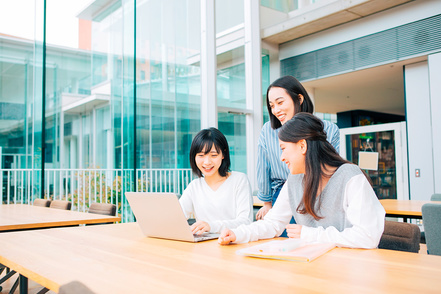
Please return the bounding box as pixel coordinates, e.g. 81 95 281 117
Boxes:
428 52 441 193
404 61 434 200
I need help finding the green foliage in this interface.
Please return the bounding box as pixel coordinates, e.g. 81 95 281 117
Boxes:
68 168 147 213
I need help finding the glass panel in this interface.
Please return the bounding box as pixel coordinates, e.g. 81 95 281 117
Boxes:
0 0 41 203
33 0 45 200
217 47 246 109
45 0 93 170
95 106 110 168
40 0 96 201
216 0 244 34
218 112 246 174
260 0 297 13
0 37 32 169
136 0 201 169
82 115 91 168
345 131 397 199
262 53 270 124
122 0 135 170
63 114 79 169
88 1 126 169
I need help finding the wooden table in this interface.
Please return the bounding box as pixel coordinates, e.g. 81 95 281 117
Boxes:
379 199 441 221
0 204 121 232
1 223 441 294
254 198 441 221
253 195 264 207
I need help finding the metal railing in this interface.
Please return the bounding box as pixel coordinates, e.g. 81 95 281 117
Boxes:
1 168 194 222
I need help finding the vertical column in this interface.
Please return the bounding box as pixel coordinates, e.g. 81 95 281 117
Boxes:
78 117 83 169
70 137 77 169
107 130 114 169
200 0 217 128
92 108 97 167
60 110 64 168
404 61 434 200
244 0 262 190
428 53 441 193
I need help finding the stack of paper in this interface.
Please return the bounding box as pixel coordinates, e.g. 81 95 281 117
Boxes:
236 239 335 262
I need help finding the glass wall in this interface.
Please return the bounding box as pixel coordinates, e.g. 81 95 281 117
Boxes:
216 0 244 34
0 1 202 204
0 0 43 202
0 0 267 214
135 0 201 170
218 112 246 173
262 53 270 124
216 46 247 173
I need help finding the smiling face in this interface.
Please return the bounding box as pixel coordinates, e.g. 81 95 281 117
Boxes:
195 144 224 178
279 139 307 174
268 87 296 125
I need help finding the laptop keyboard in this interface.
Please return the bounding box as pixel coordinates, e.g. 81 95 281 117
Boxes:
193 233 219 241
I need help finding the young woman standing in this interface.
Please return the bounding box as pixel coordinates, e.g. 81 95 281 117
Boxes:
256 76 340 221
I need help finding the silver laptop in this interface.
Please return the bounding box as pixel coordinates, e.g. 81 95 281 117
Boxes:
126 192 219 242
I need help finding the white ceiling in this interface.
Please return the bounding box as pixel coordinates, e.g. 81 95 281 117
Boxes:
259 0 420 117
302 57 426 116
261 0 413 44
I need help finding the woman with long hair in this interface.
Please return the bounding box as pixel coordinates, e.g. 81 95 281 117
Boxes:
256 76 340 221
219 113 385 248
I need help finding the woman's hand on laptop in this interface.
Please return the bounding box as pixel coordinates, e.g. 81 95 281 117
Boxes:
190 220 210 235
218 229 236 245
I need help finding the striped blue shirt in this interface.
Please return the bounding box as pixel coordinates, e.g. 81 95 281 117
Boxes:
257 119 340 202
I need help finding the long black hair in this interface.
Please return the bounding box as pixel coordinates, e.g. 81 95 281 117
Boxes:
266 75 314 129
278 113 349 220
189 127 230 177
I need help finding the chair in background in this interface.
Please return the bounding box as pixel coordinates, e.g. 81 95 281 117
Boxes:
430 193 441 201
422 203 441 256
0 264 18 293
36 280 96 294
88 203 116 216
420 193 441 244
378 220 421 253
88 203 117 225
33 198 51 207
58 281 95 294
50 200 72 210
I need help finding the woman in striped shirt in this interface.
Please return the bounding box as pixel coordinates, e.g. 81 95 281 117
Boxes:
256 76 340 222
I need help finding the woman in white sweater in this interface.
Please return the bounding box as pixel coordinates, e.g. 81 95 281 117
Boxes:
179 127 253 234
218 113 385 249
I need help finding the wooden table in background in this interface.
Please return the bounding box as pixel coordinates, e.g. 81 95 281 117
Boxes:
253 196 264 207
254 197 439 222
379 199 441 221
0 204 120 232
1 222 441 294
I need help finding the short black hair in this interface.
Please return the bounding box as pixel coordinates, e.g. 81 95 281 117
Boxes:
189 127 230 177
266 75 314 129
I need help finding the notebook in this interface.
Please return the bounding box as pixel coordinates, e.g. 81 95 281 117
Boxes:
125 192 219 242
236 239 336 262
